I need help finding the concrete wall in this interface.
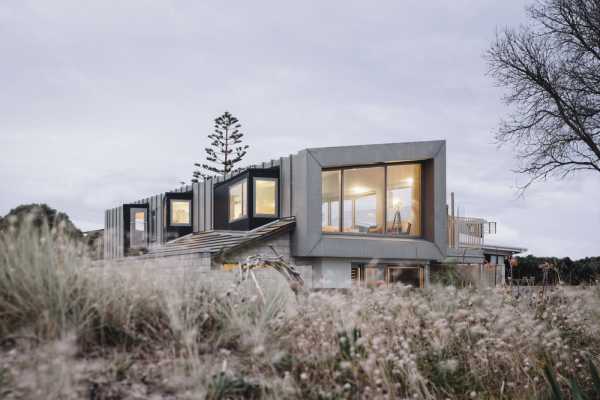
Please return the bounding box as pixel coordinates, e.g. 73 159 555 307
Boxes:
312 259 353 289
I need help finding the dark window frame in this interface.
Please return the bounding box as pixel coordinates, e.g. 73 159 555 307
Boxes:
163 191 194 241
169 198 192 227
321 160 425 239
123 203 149 255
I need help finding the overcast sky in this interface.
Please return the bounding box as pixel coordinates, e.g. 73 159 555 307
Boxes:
1 1 598 258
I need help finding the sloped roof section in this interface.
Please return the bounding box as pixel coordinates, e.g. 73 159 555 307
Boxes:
147 217 295 258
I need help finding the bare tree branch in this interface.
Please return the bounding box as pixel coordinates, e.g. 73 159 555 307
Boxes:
486 0 600 188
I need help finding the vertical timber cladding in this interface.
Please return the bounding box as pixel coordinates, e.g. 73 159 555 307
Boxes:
193 182 199 232
105 206 121 259
102 156 296 258
279 155 292 217
103 210 108 259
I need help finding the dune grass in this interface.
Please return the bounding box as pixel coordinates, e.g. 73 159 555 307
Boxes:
1 220 600 399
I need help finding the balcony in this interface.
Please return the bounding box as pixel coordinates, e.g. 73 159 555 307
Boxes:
448 216 496 249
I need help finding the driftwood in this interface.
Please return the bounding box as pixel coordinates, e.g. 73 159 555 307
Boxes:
237 245 304 303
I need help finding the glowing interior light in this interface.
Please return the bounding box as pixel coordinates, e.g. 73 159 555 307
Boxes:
351 186 370 195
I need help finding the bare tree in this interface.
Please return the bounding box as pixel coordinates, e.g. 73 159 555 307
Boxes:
487 0 600 188
192 111 249 182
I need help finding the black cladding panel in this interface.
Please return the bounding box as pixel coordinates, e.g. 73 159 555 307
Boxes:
213 167 280 231
164 191 193 241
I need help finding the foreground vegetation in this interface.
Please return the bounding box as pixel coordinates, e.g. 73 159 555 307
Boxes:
513 255 600 286
1 223 600 399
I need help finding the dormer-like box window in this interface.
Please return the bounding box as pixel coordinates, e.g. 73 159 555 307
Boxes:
164 191 193 241
214 167 280 231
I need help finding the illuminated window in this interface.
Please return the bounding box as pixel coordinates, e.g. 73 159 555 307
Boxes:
129 208 147 248
229 180 247 221
386 164 421 236
320 163 422 236
321 170 341 232
342 166 385 234
170 199 191 226
254 178 277 217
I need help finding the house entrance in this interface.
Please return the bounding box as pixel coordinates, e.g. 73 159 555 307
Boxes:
351 263 424 288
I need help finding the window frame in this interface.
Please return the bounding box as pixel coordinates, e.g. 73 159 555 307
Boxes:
321 161 424 238
129 207 148 249
253 177 279 218
228 179 248 223
169 198 192 227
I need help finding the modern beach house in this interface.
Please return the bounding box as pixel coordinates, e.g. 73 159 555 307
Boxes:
103 140 522 288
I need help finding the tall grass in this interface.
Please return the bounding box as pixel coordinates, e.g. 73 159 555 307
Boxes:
1 218 600 399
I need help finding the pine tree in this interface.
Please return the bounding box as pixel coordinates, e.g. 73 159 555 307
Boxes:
192 111 249 182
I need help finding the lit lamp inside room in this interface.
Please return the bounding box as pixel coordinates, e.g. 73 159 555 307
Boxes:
389 198 404 234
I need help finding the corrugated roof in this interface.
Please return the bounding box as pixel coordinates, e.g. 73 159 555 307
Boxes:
147 217 295 258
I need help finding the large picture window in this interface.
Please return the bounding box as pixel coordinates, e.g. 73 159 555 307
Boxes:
229 180 247 222
254 178 278 217
321 163 422 237
170 199 191 226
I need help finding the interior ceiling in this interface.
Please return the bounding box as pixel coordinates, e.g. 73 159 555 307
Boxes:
322 165 420 200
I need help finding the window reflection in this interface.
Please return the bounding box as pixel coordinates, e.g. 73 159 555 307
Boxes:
342 167 385 234
129 208 147 248
321 170 340 232
229 180 247 221
386 164 421 236
320 163 422 237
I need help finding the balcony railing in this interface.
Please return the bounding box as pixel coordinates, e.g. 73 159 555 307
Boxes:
448 216 496 249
